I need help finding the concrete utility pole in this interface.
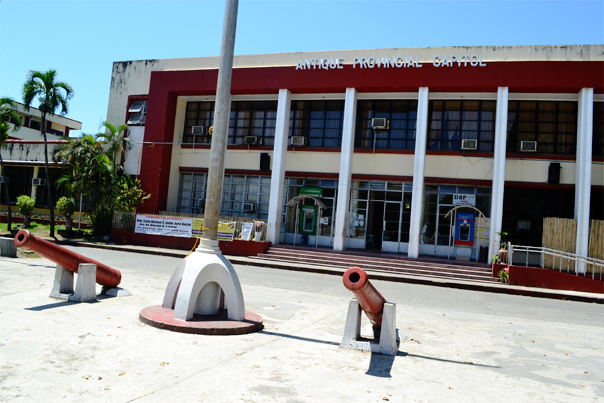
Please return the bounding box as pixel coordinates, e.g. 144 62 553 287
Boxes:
203 0 239 241
148 0 254 328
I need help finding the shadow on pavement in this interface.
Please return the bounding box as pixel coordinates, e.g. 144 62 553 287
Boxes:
366 353 395 377
400 351 499 368
259 330 340 346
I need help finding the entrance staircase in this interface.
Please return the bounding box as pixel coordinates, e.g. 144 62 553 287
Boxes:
251 245 499 283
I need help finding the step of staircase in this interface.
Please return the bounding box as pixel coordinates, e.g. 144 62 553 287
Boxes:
250 245 499 283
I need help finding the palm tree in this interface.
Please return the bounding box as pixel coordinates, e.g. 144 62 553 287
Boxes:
96 121 132 177
55 134 112 234
22 70 73 237
0 97 23 232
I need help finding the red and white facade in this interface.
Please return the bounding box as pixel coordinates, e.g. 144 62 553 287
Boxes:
106 45 603 262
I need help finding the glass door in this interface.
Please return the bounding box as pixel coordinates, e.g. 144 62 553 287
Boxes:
382 201 402 252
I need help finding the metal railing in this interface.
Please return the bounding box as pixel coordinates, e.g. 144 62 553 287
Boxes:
507 243 603 281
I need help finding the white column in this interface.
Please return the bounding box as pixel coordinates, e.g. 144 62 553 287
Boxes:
575 88 593 273
333 88 357 251
31 166 39 199
488 87 509 259
407 87 429 258
266 89 291 244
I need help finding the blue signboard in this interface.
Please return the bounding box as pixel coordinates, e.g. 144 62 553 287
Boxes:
455 212 475 246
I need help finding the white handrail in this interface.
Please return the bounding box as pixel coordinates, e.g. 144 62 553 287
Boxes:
507 243 603 281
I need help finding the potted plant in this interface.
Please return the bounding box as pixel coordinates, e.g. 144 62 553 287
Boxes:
497 231 509 264
16 195 35 227
497 267 510 284
56 196 75 231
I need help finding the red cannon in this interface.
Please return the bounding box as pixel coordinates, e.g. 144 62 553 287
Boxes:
14 230 121 287
342 266 386 327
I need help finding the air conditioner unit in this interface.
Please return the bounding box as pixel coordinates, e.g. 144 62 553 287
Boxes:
461 139 478 150
32 178 46 186
520 141 537 152
244 136 261 145
372 118 389 130
243 202 256 213
192 126 205 135
291 136 307 146
0 176 8 184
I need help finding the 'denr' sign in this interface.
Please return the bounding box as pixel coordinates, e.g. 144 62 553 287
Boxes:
453 194 476 206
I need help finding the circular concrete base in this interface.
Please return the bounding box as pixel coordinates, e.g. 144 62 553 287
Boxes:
139 305 263 335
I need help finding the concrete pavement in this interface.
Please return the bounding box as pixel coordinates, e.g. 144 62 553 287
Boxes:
55 239 604 304
1 253 603 402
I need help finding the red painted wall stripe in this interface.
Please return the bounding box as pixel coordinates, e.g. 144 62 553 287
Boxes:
138 60 604 213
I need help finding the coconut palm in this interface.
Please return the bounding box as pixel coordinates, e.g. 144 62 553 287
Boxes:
96 121 132 177
0 97 23 231
22 69 73 237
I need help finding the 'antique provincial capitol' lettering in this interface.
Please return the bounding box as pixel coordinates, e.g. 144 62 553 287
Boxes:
295 54 487 70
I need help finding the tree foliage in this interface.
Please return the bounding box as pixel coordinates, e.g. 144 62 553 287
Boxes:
54 124 149 235
22 70 73 238
0 96 23 231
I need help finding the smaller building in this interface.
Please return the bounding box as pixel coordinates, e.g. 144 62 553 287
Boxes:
1 102 82 212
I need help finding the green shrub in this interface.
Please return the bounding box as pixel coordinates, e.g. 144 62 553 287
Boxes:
16 195 35 217
56 197 75 219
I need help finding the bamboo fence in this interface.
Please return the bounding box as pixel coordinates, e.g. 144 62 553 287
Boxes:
542 217 603 273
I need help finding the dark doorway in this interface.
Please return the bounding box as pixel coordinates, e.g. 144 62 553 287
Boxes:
367 200 384 250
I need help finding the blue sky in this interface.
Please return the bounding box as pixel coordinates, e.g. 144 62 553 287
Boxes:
1 0 602 135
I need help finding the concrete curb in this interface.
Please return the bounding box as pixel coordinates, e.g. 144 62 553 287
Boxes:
44 238 604 305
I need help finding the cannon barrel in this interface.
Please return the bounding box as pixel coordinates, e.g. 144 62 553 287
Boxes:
14 230 121 287
342 267 386 327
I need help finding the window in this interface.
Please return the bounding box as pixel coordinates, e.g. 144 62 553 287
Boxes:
176 173 208 215
29 120 41 131
221 175 271 218
8 114 21 125
355 100 418 149
594 102 603 157
183 102 214 144
229 101 277 146
176 173 271 218
428 100 496 151
183 101 277 145
31 168 68 207
127 101 147 125
3 166 33 204
49 128 64 137
289 100 344 147
507 101 577 154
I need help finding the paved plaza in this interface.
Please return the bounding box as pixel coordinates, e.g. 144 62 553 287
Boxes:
1 252 603 402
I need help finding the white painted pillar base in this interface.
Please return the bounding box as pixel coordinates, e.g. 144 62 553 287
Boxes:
162 238 245 321
70 264 97 302
575 88 593 274
266 89 291 245
407 87 429 258
488 87 509 260
340 299 403 356
334 88 358 251
50 263 98 302
50 264 74 299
